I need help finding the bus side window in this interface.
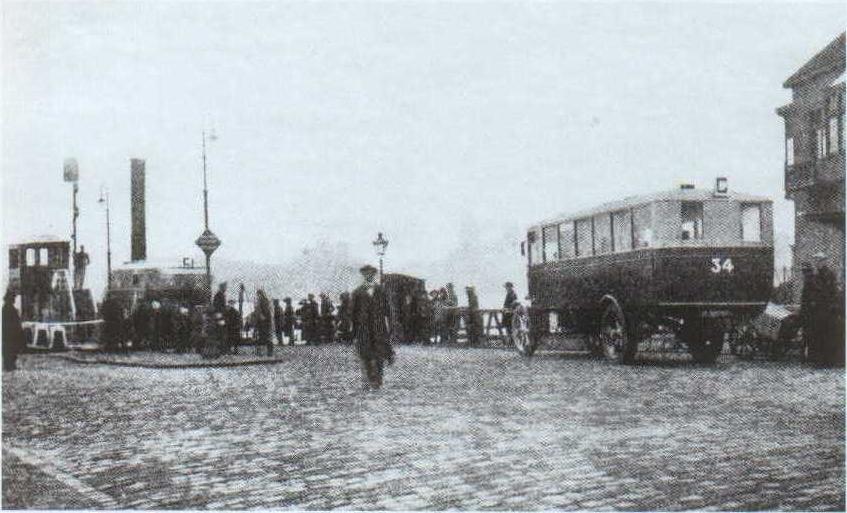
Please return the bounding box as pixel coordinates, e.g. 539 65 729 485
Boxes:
681 202 704 241
612 210 632 252
9 249 19 269
632 205 653 248
741 203 762 242
593 214 612 255
575 219 592 257
26 248 36 267
559 222 575 259
542 225 559 262
528 230 542 265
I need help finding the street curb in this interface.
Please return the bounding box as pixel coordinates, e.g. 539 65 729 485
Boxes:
57 354 287 369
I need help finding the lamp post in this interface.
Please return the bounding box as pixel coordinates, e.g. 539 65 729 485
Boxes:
98 186 112 289
195 129 221 303
372 232 389 283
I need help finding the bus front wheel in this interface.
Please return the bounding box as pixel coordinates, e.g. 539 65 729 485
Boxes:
598 302 637 364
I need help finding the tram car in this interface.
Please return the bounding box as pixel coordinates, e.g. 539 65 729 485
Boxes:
382 273 427 344
517 180 774 363
108 258 208 313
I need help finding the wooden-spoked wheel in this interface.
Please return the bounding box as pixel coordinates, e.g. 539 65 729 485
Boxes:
511 304 537 357
598 302 636 364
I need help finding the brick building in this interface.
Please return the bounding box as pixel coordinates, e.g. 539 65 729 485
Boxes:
777 32 845 300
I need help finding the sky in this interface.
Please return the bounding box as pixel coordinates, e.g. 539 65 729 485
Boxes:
2 1 845 301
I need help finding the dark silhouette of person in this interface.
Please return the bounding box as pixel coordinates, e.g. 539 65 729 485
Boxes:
282 297 295 345
502 282 518 340
319 293 335 343
255 289 273 356
351 265 394 390
101 292 125 352
273 298 284 345
303 294 319 345
213 282 228 314
225 300 242 354
3 289 26 371
73 245 90 290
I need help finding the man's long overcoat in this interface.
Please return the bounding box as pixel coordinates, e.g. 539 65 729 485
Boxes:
351 284 392 361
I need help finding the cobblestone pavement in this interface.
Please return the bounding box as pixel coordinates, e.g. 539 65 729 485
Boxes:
3 346 844 510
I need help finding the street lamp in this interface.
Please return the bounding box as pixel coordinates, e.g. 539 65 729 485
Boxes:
98 186 112 290
372 232 389 283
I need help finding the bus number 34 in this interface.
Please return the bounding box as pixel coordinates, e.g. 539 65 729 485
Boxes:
710 258 734 274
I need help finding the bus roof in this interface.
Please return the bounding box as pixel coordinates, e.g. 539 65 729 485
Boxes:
535 188 771 228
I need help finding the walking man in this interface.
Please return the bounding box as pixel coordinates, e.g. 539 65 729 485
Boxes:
73 245 90 290
282 297 295 345
273 298 284 345
319 293 335 343
351 265 394 390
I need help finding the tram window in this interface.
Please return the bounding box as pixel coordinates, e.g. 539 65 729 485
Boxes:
26 248 36 267
9 250 19 269
632 205 652 248
528 230 542 265
681 202 704 241
575 218 592 257
593 214 612 255
612 210 632 252
39 248 48 266
741 204 762 242
558 222 575 259
542 225 559 262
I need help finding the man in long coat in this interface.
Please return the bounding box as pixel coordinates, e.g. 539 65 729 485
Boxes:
303 294 319 345
3 290 25 371
255 289 273 356
282 297 295 345
351 265 394 389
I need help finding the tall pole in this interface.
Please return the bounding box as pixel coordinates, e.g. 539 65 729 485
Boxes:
72 182 79 254
105 192 112 288
202 130 211 300
379 256 384 284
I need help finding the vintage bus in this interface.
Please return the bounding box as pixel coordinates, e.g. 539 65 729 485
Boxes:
516 181 774 363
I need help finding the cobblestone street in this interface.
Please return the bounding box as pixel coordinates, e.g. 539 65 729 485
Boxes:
2 346 844 510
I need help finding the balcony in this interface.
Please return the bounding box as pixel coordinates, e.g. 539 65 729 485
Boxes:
785 154 845 193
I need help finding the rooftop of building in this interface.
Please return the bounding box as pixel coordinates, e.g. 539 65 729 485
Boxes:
784 32 846 88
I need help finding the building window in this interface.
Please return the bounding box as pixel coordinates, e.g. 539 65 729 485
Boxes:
741 204 762 242
829 116 840 154
786 137 795 166
816 127 828 159
542 225 559 263
632 205 653 248
681 202 704 241
558 222 575 259
612 210 632 252
575 218 592 257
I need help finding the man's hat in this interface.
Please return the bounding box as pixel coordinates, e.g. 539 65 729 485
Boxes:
360 264 378 275
505 281 514 287
284 297 291 302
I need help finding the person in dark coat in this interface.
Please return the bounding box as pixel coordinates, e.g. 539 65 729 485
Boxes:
413 289 432 344
2 289 25 371
502 282 518 340
319 293 335 344
174 305 192 353
255 289 273 356
101 292 125 352
273 299 283 345
282 297 295 345
338 292 352 343
351 265 394 390
466 286 483 346
303 294 319 345
226 300 242 354
132 301 151 350
812 254 841 366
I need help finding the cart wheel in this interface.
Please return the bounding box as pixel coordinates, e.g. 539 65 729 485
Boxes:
598 302 636 364
729 324 757 359
512 305 537 357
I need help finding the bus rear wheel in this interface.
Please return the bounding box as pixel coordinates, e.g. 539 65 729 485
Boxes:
598 302 636 364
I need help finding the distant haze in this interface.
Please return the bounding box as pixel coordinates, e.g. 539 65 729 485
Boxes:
3 2 844 306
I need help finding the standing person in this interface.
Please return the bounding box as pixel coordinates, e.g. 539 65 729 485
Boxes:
430 290 444 344
303 294 319 345
445 283 459 343
466 286 483 346
174 305 192 353
101 292 125 352
273 298 284 345
351 265 394 390
2 289 25 371
255 289 273 356
132 301 151 350
800 262 819 363
338 292 352 343
502 282 518 341
282 297 295 345
226 299 242 354
414 289 432 344
812 253 840 366
319 293 335 343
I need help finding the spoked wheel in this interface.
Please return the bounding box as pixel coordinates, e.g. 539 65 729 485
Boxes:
597 302 636 364
511 305 537 357
729 324 758 359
